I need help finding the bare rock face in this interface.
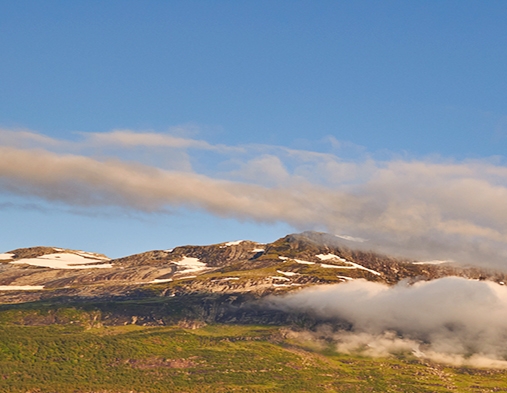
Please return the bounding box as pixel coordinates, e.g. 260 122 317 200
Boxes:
1 231 506 305
112 250 175 266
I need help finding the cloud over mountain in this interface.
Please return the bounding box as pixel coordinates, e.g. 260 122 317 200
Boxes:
2 129 507 268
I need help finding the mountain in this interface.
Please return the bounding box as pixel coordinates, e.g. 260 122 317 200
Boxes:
1 231 505 305
3 232 507 389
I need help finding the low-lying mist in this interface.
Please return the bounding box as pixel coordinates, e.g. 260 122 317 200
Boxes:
266 277 507 368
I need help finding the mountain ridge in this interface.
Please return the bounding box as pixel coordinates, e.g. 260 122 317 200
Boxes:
1 231 505 305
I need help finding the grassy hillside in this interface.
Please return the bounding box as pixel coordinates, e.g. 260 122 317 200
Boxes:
1 305 507 392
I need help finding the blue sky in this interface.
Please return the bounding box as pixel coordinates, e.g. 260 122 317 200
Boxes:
1 1 507 266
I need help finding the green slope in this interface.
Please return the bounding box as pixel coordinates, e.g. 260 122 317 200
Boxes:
1 320 507 392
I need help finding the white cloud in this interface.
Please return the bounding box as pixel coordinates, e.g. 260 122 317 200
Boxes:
83 129 240 153
2 129 507 268
269 278 507 367
0 128 65 148
229 155 292 186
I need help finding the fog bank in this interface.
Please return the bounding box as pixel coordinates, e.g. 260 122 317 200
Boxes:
268 278 507 367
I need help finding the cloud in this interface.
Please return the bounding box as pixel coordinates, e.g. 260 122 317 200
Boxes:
0 201 49 212
2 129 507 268
334 234 366 242
268 278 507 367
82 129 242 153
0 146 354 225
0 128 65 149
228 155 292 186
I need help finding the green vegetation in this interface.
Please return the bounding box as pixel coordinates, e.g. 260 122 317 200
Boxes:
1 301 507 392
180 259 380 286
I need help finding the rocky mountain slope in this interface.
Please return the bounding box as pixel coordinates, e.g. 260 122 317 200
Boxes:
1 231 505 304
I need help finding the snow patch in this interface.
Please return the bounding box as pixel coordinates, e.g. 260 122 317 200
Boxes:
413 260 451 265
172 256 207 274
294 259 315 265
0 253 14 260
10 253 113 269
335 234 367 243
317 254 381 276
212 277 240 282
273 283 302 288
337 275 354 281
0 285 44 291
317 253 347 262
150 278 173 283
223 240 244 246
271 276 290 281
277 270 299 277
279 256 315 265
252 248 265 253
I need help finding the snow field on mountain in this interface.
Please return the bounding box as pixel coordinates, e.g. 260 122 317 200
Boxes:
270 276 290 281
222 240 244 247
276 270 299 277
0 285 45 291
317 254 381 275
278 254 380 275
273 283 302 288
172 256 207 274
150 278 173 283
412 260 450 265
10 253 113 269
278 256 315 265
